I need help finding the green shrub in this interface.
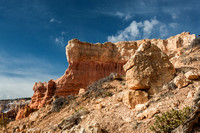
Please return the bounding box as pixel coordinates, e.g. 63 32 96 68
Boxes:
150 106 192 133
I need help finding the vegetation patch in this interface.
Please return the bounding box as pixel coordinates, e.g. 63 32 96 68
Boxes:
150 106 192 133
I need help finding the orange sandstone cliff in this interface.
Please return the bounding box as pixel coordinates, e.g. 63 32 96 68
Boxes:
29 32 196 109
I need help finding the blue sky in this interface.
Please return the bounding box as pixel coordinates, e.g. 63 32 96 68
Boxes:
0 0 199 99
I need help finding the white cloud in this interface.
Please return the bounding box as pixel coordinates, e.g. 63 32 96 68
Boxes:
143 19 159 38
159 24 168 38
115 12 132 20
49 18 61 24
55 37 65 46
108 21 142 42
108 18 159 42
162 8 179 20
98 10 133 21
0 52 59 100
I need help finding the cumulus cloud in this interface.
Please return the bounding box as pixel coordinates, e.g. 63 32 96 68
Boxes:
108 18 159 42
108 21 142 42
143 19 159 38
0 52 59 100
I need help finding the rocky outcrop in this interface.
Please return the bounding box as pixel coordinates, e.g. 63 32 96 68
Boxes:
123 42 176 94
54 40 128 98
15 105 36 120
29 32 196 109
29 80 56 109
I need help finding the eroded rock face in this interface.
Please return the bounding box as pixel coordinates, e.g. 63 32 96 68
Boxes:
124 42 176 94
15 105 35 120
54 39 126 97
29 32 196 109
29 80 56 109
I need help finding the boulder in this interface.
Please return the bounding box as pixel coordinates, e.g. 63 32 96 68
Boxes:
122 90 148 109
85 123 102 133
185 71 200 80
78 88 86 95
124 42 175 94
142 107 160 119
135 104 147 112
136 107 159 120
173 75 189 89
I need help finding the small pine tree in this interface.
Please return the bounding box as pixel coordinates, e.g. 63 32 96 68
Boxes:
0 114 9 133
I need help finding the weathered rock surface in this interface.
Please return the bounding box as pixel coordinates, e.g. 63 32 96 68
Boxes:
124 42 176 94
64 123 102 133
172 86 200 133
122 90 148 109
29 32 196 109
173 75 189 89
58 108 89 130
15 105 36 120
29 80 56 109
136 107 160 120
54 39 126 98
185 71 200 80
135 104 147 112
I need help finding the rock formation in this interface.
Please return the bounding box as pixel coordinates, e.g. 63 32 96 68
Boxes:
123 42 176 94
29 80 56 108
15 105 36 120
5 33 200 132
29 32 196 109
